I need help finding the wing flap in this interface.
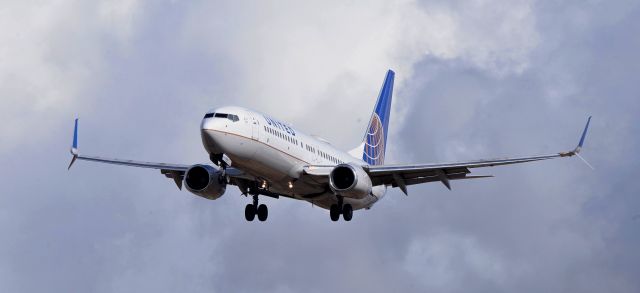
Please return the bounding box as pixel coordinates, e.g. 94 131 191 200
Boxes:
393 174 493 187
369 167 470 186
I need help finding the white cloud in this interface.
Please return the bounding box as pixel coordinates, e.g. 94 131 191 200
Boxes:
0 1 143 154
181 0 539 147
98 0 143 42
0 0 538 153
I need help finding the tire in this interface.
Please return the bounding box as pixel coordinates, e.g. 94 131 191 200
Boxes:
257 204 268 221
330 204 340 221
342 204 353 221
245 204 256 221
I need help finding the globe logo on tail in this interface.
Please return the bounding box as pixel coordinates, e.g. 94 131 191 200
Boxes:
363 114 385 165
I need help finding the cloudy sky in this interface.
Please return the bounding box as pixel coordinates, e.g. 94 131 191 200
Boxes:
1 0 639 292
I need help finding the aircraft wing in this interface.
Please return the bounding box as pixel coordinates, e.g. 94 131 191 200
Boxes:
67 119 250 189
366 154 560 194
304 117 592 195
366 116 592 194
69 153 191 171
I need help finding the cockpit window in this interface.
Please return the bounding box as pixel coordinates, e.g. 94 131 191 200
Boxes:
205 112 239 122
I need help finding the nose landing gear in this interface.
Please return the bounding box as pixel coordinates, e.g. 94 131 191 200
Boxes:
210 153 228 169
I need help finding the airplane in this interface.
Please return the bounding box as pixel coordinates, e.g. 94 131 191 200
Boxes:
68 70 592 222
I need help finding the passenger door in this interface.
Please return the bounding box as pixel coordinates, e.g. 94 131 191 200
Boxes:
251 116 259 140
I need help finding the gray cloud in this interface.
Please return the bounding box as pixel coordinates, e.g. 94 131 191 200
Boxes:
1 0 639 292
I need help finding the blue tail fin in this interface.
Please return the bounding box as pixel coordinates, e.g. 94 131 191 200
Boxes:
361 70 394 165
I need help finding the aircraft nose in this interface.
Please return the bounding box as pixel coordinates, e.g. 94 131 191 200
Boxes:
201 123 224 154
200 117 231 154
200 116 218 131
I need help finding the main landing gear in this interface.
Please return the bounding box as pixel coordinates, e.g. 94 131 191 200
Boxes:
245 194 268 222
329 196 353 222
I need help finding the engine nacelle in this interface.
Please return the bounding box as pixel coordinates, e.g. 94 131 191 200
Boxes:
184 164 226 200
329 163 372 199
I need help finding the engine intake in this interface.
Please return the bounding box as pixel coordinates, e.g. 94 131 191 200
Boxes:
329 164 372 199
184 164 226 200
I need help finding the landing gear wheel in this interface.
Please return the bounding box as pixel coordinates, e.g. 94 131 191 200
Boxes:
342 204 353 221
257 204 268 221
245 204 256 221
330 204 340 221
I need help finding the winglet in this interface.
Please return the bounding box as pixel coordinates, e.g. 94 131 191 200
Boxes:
560 116 592 157
575 116 591 154
68 118 79 170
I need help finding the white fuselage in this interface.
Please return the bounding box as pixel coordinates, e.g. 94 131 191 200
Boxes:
200 106 386 210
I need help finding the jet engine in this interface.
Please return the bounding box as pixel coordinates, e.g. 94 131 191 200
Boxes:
329 163 372 199
184 164 226 200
